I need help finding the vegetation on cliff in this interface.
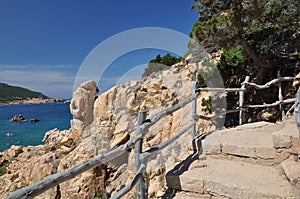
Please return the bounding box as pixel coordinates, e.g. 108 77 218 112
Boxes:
142 53 183 77
0 83 48 103
191 0 299 126
191 0 299 83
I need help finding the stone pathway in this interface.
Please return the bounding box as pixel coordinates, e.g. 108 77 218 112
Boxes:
167 157 299 198
165 118 300 198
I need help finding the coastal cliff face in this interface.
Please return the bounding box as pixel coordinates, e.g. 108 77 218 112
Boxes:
0 58 212 198
1 57 300 198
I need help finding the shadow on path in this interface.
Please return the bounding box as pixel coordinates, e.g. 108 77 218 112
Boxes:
161 152 199 199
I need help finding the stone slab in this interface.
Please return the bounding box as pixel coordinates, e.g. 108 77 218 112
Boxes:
203 120 299 159
171 191 228 199
281 159 300 184
203 122 275 158
167 158 300 198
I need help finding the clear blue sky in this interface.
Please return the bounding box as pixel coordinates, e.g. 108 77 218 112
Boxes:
0 0 198 98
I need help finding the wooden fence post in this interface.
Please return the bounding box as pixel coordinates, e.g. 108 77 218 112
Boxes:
295 87 300 136
278 70 284 120
135 110 147 199
191 82 198 153
239 76 250 125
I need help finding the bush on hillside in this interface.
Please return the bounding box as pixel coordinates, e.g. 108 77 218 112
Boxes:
142 54 183 77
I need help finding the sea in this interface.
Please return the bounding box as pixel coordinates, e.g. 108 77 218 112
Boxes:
0 103 72 152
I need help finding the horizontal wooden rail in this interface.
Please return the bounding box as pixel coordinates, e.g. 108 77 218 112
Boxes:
194 109 243 121
110 164 146 199
196 87 245 92
139 95 198 132
6 133 144 199
243 77 300 89
247 98 295 108
140 122 196 160
6 95 198 199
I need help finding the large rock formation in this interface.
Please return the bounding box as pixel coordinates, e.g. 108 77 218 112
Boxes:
91 60 218 197
1 55 300 198
70 80 99 137
0 57 231 198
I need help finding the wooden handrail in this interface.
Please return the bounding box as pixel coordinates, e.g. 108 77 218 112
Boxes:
242 77 300 89
110 164 146 199
6 74 300 199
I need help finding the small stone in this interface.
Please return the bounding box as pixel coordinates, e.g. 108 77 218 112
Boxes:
281 159 300 184
292 137 300 155
60 137 73 147
110 132 130 149
187 63 197 74
293 73 300 87
156 190 165 197
60 146 71 154
278 150 291 161
198 154 207 160
256 147 276 159
261 111 273 120
222 145 256 158
272 130 292 149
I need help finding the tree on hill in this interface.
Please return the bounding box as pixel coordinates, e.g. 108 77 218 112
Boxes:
0 83 48 102
191 0 299 126
191 0 299 83
142 54 183 77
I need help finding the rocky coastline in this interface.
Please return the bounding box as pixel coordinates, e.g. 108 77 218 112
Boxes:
0 57 204 198
1 57 300 198
0 97 66 106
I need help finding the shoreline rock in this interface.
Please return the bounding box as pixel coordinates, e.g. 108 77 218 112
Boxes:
10 115 26 122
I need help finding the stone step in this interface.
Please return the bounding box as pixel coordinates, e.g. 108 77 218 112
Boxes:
201 121 299 162
166 157 300 198
166 190 229 199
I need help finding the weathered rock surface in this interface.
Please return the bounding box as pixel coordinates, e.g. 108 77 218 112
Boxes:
43 128 81 146
2 58 299 199
1 59 206 199
281 159 300 184
90 59 209 197
169 191 228 199
167 158 300 198
166 117 300 198
70 80 98 135
202 119 300 164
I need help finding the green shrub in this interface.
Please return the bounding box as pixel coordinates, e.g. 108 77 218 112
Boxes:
142 54 183 77
201 96 212 114
217 45 247 80
94 190 110 199
0 164 7 176
196 58 219 88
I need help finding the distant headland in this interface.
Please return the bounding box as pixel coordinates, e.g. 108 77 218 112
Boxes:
0 83 65 105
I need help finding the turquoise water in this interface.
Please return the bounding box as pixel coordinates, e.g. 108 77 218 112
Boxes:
0 103 72 152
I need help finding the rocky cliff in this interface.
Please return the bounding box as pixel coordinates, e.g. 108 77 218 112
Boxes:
1 54 300 198
0 57 214 198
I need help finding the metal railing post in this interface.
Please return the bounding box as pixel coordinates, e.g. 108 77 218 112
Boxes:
135 110 147 199
239 76 250 125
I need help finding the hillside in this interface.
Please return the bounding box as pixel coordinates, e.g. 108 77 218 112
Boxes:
0 83 48 102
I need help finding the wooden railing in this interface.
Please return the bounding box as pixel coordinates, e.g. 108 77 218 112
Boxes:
6 72 300 199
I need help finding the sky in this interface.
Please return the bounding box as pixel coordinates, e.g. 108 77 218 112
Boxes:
0 0 198 98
